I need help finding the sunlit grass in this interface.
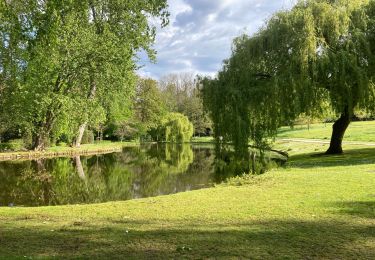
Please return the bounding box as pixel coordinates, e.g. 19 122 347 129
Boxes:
1 141 375 258
191 136 214 143
278 120 375 142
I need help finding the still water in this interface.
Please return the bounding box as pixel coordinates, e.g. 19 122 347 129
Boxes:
0 144 284 207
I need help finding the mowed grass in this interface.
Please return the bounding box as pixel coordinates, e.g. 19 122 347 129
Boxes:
46 141 139 153
1 141 375 259
192 120 375 144
191 136 214 143
278 120 375 142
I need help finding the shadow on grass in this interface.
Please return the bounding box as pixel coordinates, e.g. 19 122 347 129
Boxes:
0 219 374 259
288 147 375 169
329 200 375 219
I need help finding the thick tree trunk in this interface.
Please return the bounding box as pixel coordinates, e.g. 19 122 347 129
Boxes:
33 132 48 151
33 110 55 151
75 122 87 148
325 107 351 155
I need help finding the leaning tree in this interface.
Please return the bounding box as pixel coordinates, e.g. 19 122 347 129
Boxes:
202 0 375 154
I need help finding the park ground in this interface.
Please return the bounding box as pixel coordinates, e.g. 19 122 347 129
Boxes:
1 122 375 259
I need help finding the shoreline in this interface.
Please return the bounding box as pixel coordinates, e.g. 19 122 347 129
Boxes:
0 142 138 162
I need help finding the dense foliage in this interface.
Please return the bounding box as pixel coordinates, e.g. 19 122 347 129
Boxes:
0 0 169 150
105 74 211 143
159 73 212 136
156 113 194 143
201 0 375 154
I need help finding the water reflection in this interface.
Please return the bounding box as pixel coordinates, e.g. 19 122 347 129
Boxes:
0 144 284 207
213 145 283 183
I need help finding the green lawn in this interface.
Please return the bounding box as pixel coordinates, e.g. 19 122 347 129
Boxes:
192 120 375 144
278 120 375 142
1 141 375 259
191 136 214 143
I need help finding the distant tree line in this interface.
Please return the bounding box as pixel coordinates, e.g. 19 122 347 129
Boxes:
105 73 212 143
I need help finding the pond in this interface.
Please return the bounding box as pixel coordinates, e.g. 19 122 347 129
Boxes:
0 143 285 207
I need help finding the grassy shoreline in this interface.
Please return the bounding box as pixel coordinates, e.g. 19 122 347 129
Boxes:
0 141 138 161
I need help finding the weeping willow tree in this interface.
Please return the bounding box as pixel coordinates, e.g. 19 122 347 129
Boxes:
157 113 194 143
201 0 375 155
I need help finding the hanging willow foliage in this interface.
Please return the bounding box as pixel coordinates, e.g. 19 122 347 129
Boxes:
201 0 375 155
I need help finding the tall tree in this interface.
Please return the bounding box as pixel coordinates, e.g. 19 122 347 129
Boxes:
134 78 167 133
0 0 169 150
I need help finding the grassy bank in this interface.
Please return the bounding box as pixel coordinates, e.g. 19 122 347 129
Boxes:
1 140 375 258
278 120 375 142
193 120 375 145
191 136 214 143
0 141 138 161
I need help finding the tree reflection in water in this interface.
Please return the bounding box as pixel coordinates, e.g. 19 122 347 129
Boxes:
0 144 284 207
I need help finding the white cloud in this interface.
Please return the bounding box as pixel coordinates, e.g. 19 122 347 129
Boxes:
138 0 297 79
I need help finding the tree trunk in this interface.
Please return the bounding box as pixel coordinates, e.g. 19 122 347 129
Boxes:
75 122 87 148
33 132 47 151
33 110 55 151
325 107 351 155
74 77 97 147
251 152 256 174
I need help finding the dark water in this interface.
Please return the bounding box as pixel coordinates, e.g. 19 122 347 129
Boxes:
0 144 284 207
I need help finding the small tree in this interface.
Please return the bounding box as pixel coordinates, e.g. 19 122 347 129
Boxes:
157 113 194 143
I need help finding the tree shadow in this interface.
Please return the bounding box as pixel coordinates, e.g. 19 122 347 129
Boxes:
288 147 375 169
328 200 375 219
0 219 374 259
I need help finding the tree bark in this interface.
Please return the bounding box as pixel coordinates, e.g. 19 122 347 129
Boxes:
74 78 97 147
33 110 56 151
325 107 351 155
33 132 48 151
75 122 87 147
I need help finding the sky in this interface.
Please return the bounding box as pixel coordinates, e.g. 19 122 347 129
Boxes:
138 0 297 79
